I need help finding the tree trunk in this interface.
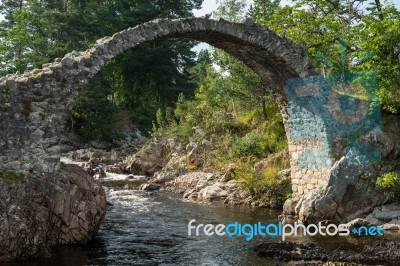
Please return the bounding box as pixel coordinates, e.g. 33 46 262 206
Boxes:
374 0 384 21
261 87 268 120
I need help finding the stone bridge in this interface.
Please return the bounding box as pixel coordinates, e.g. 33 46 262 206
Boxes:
0 18 388 223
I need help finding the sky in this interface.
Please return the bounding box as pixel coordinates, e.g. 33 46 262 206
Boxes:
193 0 254 17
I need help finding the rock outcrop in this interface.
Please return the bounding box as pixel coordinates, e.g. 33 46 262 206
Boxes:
0 164 106 261
126 134 170 175
136 171 252 205
344 203 400 231
254 241 400 264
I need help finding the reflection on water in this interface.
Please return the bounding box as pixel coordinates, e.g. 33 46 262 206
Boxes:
6 187 400 265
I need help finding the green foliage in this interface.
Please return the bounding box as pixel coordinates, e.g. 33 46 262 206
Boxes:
155 108 166 130
376 171 400 196
257 163 292 206
252 0 280 22
152 42 290 205
213 0 248 22
231 154 291 208
0 171 24 182
229 123 286 159
257 0 400 114
188 49 212 86
230 132 268 158
0 0 203 140
71 70 117 141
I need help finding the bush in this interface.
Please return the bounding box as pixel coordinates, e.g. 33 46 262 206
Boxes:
230 132 267 158
257 166 292 208
205 112 249 135
237 109 263 125
231 155 291 208
376 171 400 196
176 123 192 141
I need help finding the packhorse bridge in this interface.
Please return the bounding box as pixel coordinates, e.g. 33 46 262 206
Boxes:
0 18 390 226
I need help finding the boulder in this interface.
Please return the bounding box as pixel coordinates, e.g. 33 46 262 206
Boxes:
140 183 161 191
344 218 373 230
382 115 400 159
198 185 229 202
70 149 92 161
99 174 148 187
126 135 169 175
370 204 400 222
104 164 124 174
0 164 106 261
254 159 268 173
165 172 214 194
382 220 400 230
154 172 176 183
0 180 50 260
359 129 394 158
277 168 291 178
196 179 208 190
296 189 325 222
220 164 234 182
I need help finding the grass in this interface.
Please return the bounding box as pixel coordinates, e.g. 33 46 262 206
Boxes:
231 152 291 208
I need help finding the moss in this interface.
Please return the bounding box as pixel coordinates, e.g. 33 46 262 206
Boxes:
22 100 32 119
0 171 24 182
1 86 11 95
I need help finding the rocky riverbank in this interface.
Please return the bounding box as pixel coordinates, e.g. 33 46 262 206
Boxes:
254 241 400 265
64 133 291 208
33 130 399 265
65 126 400 229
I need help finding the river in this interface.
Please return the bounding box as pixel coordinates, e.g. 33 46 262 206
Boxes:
7 186 399 265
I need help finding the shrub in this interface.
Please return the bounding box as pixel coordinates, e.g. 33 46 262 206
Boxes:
237 109 263 125
176 123 192 141
376 171 400 196
229 132 268 158
205 113 249 135
231 156 291 208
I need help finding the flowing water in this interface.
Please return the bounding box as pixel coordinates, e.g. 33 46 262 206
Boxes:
7 186 400 266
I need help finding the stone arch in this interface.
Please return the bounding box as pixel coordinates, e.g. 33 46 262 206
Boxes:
0 18 327 199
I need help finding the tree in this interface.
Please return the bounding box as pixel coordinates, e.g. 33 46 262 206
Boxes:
210 0 280 120
263 0 400 113
188 49 212 86
252 0 280 23
213 0 247 22
0 0 204 140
